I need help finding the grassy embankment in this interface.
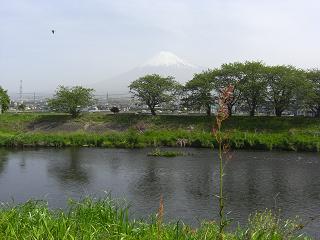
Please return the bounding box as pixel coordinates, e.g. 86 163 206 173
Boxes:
0 113 320 151
0 197 311 240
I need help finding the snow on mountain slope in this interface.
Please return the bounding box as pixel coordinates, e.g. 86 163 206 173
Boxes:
93 51 201 94
141 51 196 68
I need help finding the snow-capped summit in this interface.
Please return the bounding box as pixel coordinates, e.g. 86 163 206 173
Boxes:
142 51 196 68
93 51 202 93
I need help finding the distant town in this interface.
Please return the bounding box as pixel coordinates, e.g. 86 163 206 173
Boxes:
6 89 315 117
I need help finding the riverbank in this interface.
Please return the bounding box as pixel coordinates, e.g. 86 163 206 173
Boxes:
0 113 319 151
0 197 311 239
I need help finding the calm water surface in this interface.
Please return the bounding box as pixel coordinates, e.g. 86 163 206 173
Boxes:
0 148 319 236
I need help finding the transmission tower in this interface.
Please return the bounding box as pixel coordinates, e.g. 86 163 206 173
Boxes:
19 80 23 103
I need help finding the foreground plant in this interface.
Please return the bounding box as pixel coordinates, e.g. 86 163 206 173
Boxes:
0 197 311 240
239 210 307 240
212 84 235 237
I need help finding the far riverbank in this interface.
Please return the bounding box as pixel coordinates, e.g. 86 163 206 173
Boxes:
0 113 319 151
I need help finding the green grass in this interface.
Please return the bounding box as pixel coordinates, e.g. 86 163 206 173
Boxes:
147 148 186 157
2 113 320 133
0 197 311 240
0 130 319 151
0 113 320 151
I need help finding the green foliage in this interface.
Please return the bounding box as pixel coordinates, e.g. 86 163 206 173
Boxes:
147 148 185 157
243 210 305 240
182 69 218 115
0 87 10 113
0 197 311 240
48 86 95 118
305 69 320 117
181 63 318 117
264 65 307 116
110 106 120 114
215 62 245 115
237 61 268 116
0 128 319 151
129 74 181 115
17 103 26 111
0 113 319 151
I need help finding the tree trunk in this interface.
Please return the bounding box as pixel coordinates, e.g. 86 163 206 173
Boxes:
315 107 320 118
249 100 257 117
71 113 79 118
206 105 211 116
275 108 282 117
249 108 255 117
150 108 156 116
71 110 79 118
227 104 233 116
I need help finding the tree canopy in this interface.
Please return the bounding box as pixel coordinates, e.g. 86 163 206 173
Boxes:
237 61 268 116
305 69 320 117
180 62 315 117
265 65 307 116
215 62 245 116
110 106 120 114
182 69 217 116
129 74 180 115
48 86 95 118
0 87 10 113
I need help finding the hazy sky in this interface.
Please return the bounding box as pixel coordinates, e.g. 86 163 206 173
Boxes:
1 0 320 93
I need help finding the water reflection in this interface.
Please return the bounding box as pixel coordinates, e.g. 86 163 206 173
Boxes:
0 149 9 175
47 148 90 185
19 154 26 169
131 158 174 199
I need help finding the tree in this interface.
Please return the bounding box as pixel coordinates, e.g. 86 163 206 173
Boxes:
305 69 320 117
110 106 120 114
215 62 245 116
129 74 180 115
48 86 95 118
0 87 10 113
182 69 217 116
237 61 268 116
265 66 306 116
18 103 26 111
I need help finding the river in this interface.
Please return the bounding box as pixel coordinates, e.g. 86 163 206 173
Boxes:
0 148 319 236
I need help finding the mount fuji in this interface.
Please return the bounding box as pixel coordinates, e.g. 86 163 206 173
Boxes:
93 51 201 94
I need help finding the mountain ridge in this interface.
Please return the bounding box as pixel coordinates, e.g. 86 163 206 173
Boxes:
93 51 202 94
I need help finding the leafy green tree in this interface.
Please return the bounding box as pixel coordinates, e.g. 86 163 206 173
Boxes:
305 69 320 117
110 106 120 114
0 87 10 113
238 61 268 116
18 103 26 111
48 86 95 118
182 69 218 116
129 74 180 115
215 62 245 116
265 65 306 116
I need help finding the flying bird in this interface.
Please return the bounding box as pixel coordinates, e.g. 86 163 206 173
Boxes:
51 30 55 34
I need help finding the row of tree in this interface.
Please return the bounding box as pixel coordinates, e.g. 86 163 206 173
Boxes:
184 62 320 117
1 61 319 118
129 61 320 117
